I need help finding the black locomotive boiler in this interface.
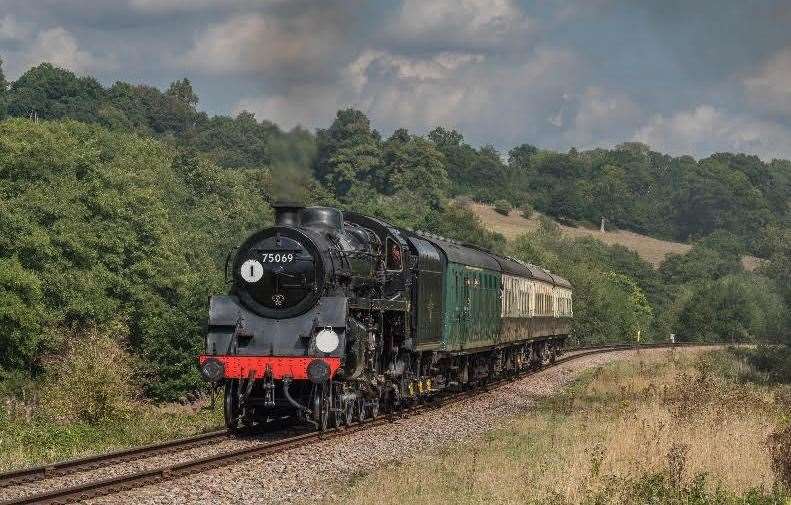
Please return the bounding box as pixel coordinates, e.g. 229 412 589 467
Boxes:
199 202 572 430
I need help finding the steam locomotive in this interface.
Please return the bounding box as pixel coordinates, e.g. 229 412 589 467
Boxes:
198 203 572 430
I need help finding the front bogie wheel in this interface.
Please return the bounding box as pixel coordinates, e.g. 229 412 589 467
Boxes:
224 380 241 431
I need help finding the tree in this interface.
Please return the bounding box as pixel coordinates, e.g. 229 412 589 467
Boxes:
757 226 791 316
0 257 44 368
106 81 198 135
672 158 773 242
427 127 463 147
474 145 507 184
166 78 199 108
675 275 787 343
315 109 382 196
189 111 275 168
0 57 7 120
5 63 105 122
381 131 449 208
615 141 651 158
507 144 538 176
659 242 742 286
606 271 653 339
588 164 629 224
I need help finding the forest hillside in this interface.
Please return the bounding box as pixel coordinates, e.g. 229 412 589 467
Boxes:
0 60 789 402
469 203 764 270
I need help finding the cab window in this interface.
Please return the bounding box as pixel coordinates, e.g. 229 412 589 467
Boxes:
386 238 403 270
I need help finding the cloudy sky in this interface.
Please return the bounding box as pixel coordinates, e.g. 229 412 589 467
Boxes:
1 0 791 159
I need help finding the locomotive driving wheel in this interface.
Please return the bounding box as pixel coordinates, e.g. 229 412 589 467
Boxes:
344 399 355 426
313 384 331 432
331 385 346 428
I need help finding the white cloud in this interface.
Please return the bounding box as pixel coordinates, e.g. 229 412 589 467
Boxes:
234 83 342 131
560 87 643 149
128 0 262 13
340 48 511 130
744 46 791 116
346 49 485 93
0 14 30 41
633 105 791 160
183 12 343 75
23 27 115 74
391 0 531 49
234 45 579 143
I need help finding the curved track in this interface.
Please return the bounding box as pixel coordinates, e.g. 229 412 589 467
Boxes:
0 342 722 505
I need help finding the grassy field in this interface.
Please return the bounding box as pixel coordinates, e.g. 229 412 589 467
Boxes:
0 397 222 472
471 203 763 271
0 329 225 472
334 349 789 504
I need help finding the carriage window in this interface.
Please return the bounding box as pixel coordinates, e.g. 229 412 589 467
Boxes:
386 238 403 270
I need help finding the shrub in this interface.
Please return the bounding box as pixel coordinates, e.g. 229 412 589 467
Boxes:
455 195 474 209
518 203 533 219
674 275 787 343
768 423 791 489
0 257 45 368
493 199 511 216
40 323 138 424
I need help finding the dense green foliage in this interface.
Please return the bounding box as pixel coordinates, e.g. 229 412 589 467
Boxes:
735 346 791 384
510 222 658 344
675 275 787 342
0 60 789 403
0 119 272 398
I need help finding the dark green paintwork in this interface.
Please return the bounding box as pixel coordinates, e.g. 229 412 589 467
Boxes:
442 262 502 351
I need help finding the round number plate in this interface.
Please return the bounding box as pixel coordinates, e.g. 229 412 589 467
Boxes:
240 259 264 283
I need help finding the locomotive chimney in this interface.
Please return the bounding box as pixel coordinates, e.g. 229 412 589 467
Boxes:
272 201 304 227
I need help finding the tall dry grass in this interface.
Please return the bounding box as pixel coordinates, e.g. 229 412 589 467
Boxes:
333 350 789 505
0 324 223 472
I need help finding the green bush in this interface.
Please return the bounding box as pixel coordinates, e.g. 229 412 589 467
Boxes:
519 203 533 219
0 257 44 368
675 275 787 343
455 195 474 209
494 199 511 215
732 345 791 384
40 324 138 424
581 472 787 505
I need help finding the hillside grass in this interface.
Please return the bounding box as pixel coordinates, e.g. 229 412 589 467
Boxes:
470 203 763 271
0 326 225 472
0 398 223 472
334 349 789 504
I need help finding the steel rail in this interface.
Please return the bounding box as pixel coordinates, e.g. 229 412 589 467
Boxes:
0 341 731 505
0 430 230 489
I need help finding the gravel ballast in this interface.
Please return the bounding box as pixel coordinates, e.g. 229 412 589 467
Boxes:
75 347 699 505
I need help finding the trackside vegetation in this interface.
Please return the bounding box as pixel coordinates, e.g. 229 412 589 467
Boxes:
0 58 789 437
334 349 791 505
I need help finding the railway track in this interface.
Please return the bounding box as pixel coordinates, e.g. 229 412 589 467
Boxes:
0 342 723 505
